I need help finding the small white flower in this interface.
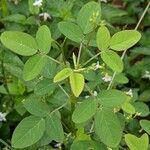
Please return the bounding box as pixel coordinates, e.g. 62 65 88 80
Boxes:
93 91 98 97
33 0 43 7
39 12 51 21
0 112 7 122
102 74 112 82
100 0 107 3
95 61 100 70
126 89 133 97
8 0 19 5
94 61 103 70
142 71 150 80
85 95 90 99
54 143 61 148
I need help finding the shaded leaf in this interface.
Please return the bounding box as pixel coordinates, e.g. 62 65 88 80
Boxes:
94 108 122 147
58 21 83 43
97 89 127 108
23 54 47 81
72 98 98 123
11 116 45 148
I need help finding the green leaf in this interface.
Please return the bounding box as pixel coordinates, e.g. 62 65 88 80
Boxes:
101 50 123 72
28 0 39 14
36 25 51 54
77 1 101 34
133 102 149 117
71 140 106 150
45 112 64 142
125 133 149 150
34 79 56 96
72 98 98 123
122 102 135 114
94 108 122 147
2 14 26 24
11 115 45 148
54 68 73 83
110 30 141 51
23 54 47 81
114 73 129 84
58 21 84 43
96 26 111 51
23 95 50 117
140 120 150 135
97 89 127 108
0 31 38 56
131 46 150 56
69 72 84 97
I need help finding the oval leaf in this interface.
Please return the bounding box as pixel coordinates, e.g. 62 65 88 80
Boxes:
45 112 64 142
34 79 56 96
11 115 45 148
110 30 141 51
96 26 111 51
69 72 84 97
133 102 149 117
54 68 73 83
36 25 51 54
94 108 122 147
122 102 135 114
77 1 101 34
0 31 38 56
101 50 123 72
23 54 47 81
58 21 83 43
97 89 127 108
23 95 50 117
140 120 150 135
72 98 98 123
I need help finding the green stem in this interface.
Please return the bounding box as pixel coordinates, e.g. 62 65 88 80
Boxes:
76 41 83 69
82 51 101 67
60 37 67 65
85 84 94 96
46 55 63 65
58 84 70 98
0 139 13 150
